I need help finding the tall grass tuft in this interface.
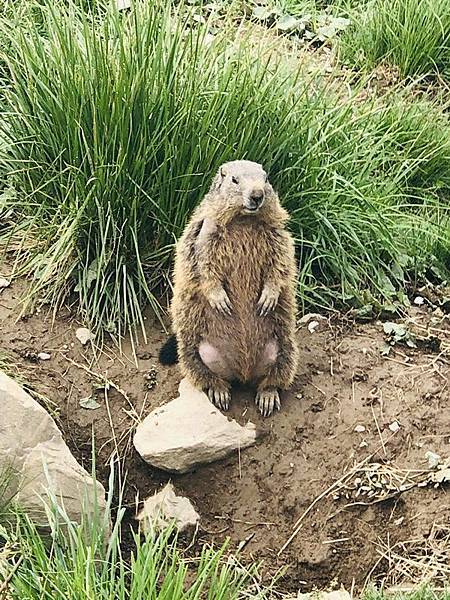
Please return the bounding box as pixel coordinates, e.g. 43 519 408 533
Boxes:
341 0 450 80
0 0 449 337
0 0 312 336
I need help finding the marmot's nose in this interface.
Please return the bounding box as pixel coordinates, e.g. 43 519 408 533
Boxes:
249 190 264 205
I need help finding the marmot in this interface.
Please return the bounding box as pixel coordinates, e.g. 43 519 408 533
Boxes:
159 160 299 417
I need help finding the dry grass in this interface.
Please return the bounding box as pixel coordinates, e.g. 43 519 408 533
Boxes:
370 522 450 587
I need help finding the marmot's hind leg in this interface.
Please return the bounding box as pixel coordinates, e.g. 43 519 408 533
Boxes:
178 340 231 411
256 328 298 417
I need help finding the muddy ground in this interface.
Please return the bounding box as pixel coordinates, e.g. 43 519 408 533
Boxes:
1 275 449 594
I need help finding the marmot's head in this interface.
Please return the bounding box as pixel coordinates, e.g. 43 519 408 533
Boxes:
209 160 275 217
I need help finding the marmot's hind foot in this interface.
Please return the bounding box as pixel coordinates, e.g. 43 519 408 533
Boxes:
255 389 280 417
208 387 231 411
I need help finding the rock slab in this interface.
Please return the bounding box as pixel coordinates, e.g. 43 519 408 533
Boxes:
134 378 256 473
137 482 199 533
0 372 106 526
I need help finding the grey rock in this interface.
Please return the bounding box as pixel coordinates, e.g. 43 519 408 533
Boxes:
134 378 256 473
0 371 106 526
136 482 199 533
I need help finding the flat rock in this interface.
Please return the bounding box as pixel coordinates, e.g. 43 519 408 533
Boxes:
0 277 10 289
0 371 106 526
136 482 199 533
134 378 256 473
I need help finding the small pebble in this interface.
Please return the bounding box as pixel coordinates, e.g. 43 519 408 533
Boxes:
0 277 11 289
354 425 366 433
389 421 400 432
76 327 93 345
425 450 441 469
413 296 425 306
38 352 51 361
308 320 320 333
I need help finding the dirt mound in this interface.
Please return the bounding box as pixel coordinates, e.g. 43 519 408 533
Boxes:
1 278 449 593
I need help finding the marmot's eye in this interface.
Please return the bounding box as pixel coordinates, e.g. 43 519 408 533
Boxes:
231 176 239 184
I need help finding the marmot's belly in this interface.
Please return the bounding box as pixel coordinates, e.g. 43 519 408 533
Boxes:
204 300 276 383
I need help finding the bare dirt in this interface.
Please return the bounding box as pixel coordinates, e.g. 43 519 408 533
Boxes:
1 274 449 594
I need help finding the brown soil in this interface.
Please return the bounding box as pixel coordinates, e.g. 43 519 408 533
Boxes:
1 275 449 594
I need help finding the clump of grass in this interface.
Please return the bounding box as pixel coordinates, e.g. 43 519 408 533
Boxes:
0 468 275 599
0 0 449 338
0 0 312 337
276 93 450 309
341 0 450 80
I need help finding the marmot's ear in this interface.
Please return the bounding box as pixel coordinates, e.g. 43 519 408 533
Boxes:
211 166 226 192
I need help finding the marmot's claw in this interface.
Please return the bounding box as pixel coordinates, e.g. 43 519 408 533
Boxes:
258 298 275 316
257 288 279 316
219 297 232 315
208 288 232 315
208 387 230 411
255 389 280 417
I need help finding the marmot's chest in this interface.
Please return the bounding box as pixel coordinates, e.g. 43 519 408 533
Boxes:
215 223 272 292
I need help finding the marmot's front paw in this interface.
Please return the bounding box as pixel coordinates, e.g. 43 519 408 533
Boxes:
255 389 280 417
208 387 231 411
206 286 232 315
257 285 279 316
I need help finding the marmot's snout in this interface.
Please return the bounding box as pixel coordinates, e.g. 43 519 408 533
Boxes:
244 188 265 212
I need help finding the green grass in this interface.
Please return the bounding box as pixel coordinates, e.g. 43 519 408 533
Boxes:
1 466 450 598
0 468 275 599
341 0 450 80
0 0 449 339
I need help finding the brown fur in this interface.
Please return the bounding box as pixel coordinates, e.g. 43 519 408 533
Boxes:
170 160 299 416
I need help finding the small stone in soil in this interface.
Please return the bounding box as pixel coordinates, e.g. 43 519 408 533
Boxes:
0 277 11 289
354 424 366 433
79 396 101 410
37 352 51 361
76 327 93 345
425 450 441 468
308 320 320 333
